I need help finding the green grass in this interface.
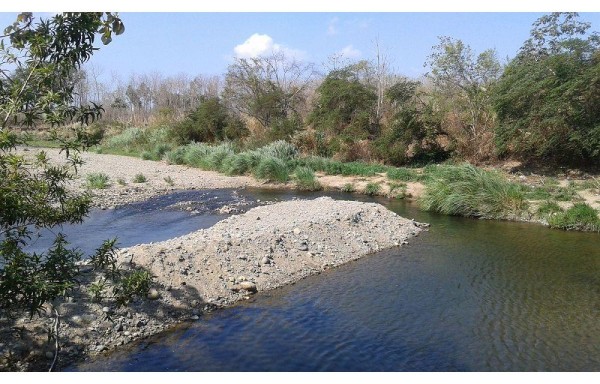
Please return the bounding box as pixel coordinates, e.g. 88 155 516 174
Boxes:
294 166 322 191
536 200 563 220
547 203 600 232
420 163 529 220
86 172 110 189
364 182 381 196
387 167 418 181
132 173 147 183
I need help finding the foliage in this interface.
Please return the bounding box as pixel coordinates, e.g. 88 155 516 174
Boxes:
169 96 248 144
0 12 123 321
294 166 322 191
223 52 314 136
547 202 600 231
114 269 153 306
420 163 529 220
86 172 110 189
309 62 378 141
493 12 600 165
425 36 501 162
373 79 447 165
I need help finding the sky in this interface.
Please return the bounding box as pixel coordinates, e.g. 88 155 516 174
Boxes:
0 5 599 82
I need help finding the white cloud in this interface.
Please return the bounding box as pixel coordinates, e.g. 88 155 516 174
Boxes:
233 33 306 60
234 33 278 58
338 45 361 59
327 17 339 36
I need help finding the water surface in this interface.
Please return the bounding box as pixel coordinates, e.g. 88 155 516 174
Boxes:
67 189 600 371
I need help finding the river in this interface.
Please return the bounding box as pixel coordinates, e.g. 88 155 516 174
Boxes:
54 188 600 371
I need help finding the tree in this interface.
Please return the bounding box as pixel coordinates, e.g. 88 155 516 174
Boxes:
169 96 248 144
223 51 315 139
493 12 600 165
0 12 125 370
372 78 448 165
425 36 501 161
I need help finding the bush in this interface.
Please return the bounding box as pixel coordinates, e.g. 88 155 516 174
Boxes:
364 182 381 196
165 146 188 165
255 140 298 161
133 173 147 183
548 203 600 232
294 166 322 191
420 163 528 219
253 156 289 183
86 172 110 189
115 269 153 306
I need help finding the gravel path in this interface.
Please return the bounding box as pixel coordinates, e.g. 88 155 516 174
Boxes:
2 149 428 372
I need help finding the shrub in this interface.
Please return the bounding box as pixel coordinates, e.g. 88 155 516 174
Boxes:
253 156 289 183
86 172 110 189
133 173 147 183
294 166 322 191
548 203 600 232
420 163 528 220
364 182 381 196
115 269 153 306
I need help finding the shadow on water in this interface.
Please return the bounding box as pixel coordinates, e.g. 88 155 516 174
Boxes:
64 188 600 371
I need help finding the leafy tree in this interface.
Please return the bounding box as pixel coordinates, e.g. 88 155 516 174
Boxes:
372 78 448 165
0 12 124 370
493 12 600 165
309 61 378 141
169 96 248 144
425 36 501 161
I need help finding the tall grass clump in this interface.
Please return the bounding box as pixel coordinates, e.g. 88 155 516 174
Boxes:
182 142 212 168
221 153 253 176
86 172 110 189
364 182 381 196
253 156 289 183
294 166 322 191
420 163 528 220
536 200 563 221
548 203 600 232
255 140 298 161
204 142 235 171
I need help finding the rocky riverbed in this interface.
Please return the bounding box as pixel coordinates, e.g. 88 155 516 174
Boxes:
0 196 427 371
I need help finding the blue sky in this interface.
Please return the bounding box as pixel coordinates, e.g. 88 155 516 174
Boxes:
1 11 599 80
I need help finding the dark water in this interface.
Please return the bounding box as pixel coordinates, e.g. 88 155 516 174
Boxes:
66 189 599 371
24 189 252 256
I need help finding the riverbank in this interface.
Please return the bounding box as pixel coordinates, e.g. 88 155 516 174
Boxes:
0 184 426 371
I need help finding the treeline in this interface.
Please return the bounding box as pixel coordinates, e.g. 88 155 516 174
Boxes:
80 13 600 167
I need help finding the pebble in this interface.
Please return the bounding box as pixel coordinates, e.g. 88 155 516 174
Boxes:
147 288 160 300
238 281 257 293
45 351 54 359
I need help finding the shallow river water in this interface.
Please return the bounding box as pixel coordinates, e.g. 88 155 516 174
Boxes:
57 188 599 371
